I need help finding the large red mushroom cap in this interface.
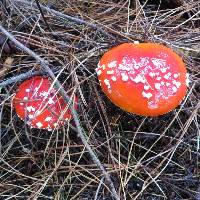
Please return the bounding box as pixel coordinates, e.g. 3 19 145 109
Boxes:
13 76 78 130
96 43 188 116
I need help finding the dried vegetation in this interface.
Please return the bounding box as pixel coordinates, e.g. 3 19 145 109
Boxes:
0 0 199 199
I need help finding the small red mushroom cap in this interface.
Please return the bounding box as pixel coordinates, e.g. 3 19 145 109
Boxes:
96 43 188 116
13 76 78 130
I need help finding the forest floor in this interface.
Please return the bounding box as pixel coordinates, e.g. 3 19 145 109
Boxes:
0 0 199 199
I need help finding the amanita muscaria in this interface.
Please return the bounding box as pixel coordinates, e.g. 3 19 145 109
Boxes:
13 76 78 130
96 43 189 116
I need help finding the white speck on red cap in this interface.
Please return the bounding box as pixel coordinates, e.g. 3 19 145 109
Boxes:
104 79 111 89
144 85 150 90
108 61 117 68
23 97 28 100
107 70 114 75
36 122 43 128
130 74 145 84
25 89 30 92
53 123 58 127
111 76 117 81
96 69 102 75
133 64 140 70
97 63 105 70
151 58 166 68
149 72 156 78
164 72 172 80
40 91 49 97
28 114 34 119
172 86 178 93
35 110 42 116
45 116 52 122
121 72 129 81
160 68 168 73
173 74 179 78
156 77 162 81
172 80 181 88
155 83 161 90
26 106 36 112
142 91 153 99
148 101 158 109
140 57 149 65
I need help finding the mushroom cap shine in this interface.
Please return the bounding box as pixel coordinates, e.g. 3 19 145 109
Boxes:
97 43 188 116
13 76 78 130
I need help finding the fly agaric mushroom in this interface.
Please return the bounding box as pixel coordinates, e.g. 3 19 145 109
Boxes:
96 43 188 116
13 76 78 130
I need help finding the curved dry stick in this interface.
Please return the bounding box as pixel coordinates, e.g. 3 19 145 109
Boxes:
0 25 120 200
0 71 42 87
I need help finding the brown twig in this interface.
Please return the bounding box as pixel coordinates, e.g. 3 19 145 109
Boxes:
0 25 120 200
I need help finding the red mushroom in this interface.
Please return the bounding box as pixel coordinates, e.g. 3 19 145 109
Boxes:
96 43 188 116
13 76 78 130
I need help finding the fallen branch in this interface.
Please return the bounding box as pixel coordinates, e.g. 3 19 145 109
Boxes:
0 25 120 200
0 71 42 87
